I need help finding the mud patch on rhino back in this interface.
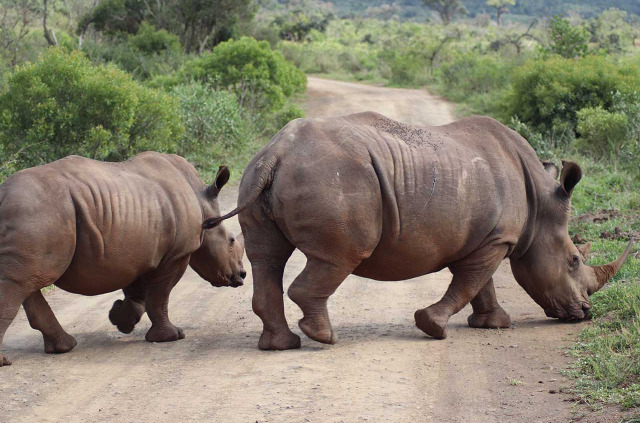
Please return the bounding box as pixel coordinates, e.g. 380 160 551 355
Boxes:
372 116 444 151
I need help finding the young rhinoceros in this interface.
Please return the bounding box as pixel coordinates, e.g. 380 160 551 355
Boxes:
0 152 245 366
203 112 633 350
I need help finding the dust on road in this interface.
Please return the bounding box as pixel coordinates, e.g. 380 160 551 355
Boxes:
0 77 598 423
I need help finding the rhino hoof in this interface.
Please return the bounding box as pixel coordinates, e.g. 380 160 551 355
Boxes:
145 325 185 343
109 299 144 334
44 332 77 354
415 308 448 339
258 329 301 350
467 308 511 329
1 354 11 367
298 316 337 345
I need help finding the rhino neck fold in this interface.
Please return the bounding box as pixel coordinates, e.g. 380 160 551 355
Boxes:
509 154 539 259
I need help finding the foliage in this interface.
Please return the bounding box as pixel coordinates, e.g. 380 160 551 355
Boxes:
171 37 307 117
0 0 41 66
543 16 589 58
80 0 256 53
588 8 635 54
83 23 183 80
172 82 254 177
503 55 640 143
576 106 630 166
274 9 334 41
0 48 183 169
422 0 467 25
486 0 515 26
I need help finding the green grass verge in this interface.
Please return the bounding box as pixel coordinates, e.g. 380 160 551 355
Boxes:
564 157 640 409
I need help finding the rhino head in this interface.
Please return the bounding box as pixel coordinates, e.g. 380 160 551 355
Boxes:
190 166 247 288
510 160 633 320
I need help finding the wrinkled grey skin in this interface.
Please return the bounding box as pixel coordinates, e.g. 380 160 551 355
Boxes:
204 112 632 350
0 152 245 366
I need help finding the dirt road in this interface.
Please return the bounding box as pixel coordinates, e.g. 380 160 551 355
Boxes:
0 77 597 423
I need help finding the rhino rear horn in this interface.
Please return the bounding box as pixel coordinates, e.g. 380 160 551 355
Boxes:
591 240 634 292
542 161 559 180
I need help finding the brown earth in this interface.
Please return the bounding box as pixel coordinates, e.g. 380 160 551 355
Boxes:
0 76 617 423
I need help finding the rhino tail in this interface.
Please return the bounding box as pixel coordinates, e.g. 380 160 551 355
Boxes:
202 155 278 230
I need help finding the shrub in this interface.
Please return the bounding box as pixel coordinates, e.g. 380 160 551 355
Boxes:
172 82 252 168
576 106 630 166
170 37 306 116
83 23 183 80
503 55 640 140
0 47 183 170
543 16 589 58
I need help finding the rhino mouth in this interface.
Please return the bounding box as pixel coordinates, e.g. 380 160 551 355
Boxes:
210 273 245 288
544 301 591 321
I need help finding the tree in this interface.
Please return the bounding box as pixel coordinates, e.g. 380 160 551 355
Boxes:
486 0 515 26
544 16 589 58
0 0 41 66
78 0 256 53
421 0 466 25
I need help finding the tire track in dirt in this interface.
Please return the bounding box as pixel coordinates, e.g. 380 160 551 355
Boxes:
0 77 597 423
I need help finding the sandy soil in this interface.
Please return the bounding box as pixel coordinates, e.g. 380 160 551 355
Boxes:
0 77 611 423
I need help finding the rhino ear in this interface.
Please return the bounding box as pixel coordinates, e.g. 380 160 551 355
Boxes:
542 161 559 180
206 166 230 198
559 160 582 197
577 242 592 262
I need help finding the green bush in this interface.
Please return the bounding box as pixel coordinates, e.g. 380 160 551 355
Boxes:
172 82 252 171
0 47 183 170
577 106 630 165
168 37 306 116
83 23 183 80
543 16 589 58
503 55 640 140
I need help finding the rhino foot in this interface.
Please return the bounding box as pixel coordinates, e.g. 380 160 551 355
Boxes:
145 324 185 343
298 315 337 345
258 329 301 350
1 354 11 367
414 308 448 339
467 308 511 329
44 332 77 354
109 299 145 334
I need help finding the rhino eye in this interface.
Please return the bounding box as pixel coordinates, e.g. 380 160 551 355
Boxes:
569 255 580 269
230 237 235 245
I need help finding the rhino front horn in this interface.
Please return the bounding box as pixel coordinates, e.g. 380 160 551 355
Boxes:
591 240 634 292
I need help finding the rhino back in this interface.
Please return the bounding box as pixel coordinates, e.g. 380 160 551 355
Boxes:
0 153 203 295
262 113 541 280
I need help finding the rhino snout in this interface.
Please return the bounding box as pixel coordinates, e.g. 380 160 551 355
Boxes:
544 301 591 321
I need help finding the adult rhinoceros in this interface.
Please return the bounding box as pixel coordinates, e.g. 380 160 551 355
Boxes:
204 112 633 350
0 152 245 366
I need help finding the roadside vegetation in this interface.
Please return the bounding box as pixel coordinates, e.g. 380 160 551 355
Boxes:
250 0 640 411
0 0 306 181
0 0 638 413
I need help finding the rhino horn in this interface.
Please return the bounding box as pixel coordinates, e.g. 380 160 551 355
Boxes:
590 240 634 292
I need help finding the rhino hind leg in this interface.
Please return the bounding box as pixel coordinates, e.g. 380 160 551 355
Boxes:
0 279 30 367
144 258 189 343
288 258 360 345
415 244 510 339
109 280 147 334
467 278 511 329
23 290 77 354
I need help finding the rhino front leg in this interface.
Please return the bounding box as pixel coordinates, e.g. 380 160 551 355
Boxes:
415 244 509 339
467 278 511 329
23 290 77 354
0 279 29 367
144 258 189 343
109 280 146 334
